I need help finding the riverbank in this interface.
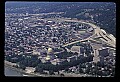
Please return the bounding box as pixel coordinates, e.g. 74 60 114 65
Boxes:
5 66 23 76
5 60 40 76
4 60 62 77
5 61 25 74
5 60 93 77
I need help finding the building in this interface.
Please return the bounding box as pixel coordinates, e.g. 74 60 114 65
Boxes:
87 27 93 32
71 46 81 54
93 49 100 63
40 49 47 55
41 58 47 63
99 48 109 57
45 55 51 60
80 47 84 54
100 56 104 64
47 47 54 55
51 58 61 65
67 56 77 62
33 50 40 55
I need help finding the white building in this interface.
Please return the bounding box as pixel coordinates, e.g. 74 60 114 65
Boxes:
47 48 54 55
71 46 81 54
51 58 61 65
33 50 40 55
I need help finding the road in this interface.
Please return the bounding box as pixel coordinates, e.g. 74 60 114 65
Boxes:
52 18 116 48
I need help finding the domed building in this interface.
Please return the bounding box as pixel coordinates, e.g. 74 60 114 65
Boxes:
45 55 51 60
47 47 54 55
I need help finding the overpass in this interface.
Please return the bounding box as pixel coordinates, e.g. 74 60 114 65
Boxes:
58 18 116 48
45 18 116 48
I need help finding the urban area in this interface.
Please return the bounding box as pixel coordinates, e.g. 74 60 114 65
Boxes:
5 2 116 77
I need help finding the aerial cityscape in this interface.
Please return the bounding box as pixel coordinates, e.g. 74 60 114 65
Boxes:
5 2 116 77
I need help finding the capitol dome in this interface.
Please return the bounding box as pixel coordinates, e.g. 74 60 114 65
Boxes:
47 48 53 54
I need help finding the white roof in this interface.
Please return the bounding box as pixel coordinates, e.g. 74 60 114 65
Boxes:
71 46 80 52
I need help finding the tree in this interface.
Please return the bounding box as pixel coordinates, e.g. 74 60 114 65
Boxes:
52 38 57 42
19 64 26 70
85 68 90 74
60 73 64 77
65 67 69 71
74 52 78 55
86 55 93 62
49 70 55 75
79 68 83 73
35 67 43 73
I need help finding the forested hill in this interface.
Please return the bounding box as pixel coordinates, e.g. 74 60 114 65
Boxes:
5 2 116 37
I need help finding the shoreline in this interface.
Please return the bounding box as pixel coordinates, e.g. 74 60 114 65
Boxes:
4 60 62 77
4 60 41 76
4 60 94 77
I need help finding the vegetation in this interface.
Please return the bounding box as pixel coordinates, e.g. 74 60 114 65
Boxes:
55 51 73 59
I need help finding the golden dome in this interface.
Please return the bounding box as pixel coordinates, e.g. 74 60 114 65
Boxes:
47 48 53 54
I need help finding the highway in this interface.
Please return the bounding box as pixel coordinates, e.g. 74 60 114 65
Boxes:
53 18 116 48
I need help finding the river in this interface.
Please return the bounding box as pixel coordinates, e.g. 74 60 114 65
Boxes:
4 66 23 76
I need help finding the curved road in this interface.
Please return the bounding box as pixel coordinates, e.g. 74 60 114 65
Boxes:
55 18 116 48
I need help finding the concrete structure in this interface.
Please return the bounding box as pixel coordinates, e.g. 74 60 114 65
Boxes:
101 29 107 35
109 34 116 42
41 58 46 63
93 49 100 63
71 46 81 54
45 55 51 60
